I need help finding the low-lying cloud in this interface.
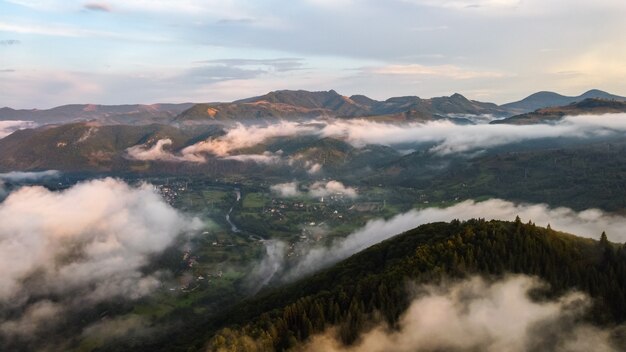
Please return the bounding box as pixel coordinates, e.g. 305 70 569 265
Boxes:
0 170 61 182
303 275 618 352
223 151 283 164
125 114 626 163
180 121 316 159
309 180 358 198
317 114 626 154
284 198 626 280
0 178 200 339
125 138 185 162
270 182 301 197
0 120 36 139
0 170 61 199
270 180 358 199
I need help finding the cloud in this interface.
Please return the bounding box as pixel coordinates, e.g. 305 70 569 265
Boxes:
368 63 505 79
405 0 522 10
318 114 626 155
0 300 63 337
223 151 283 164
284 198 626 280
83 2 112 12
271 180 357 199
0 178 200 338
0 120 36 139
180 121 317 158
271 182 301 197
125 122 317 163
304 275 617 352
0 22 169 42
0 170 61 182
198 58 305 73
125 138 195 162
0 39 21 46
307 162 322 174
126 114 626 165
246 241 286 293
309 180 358 198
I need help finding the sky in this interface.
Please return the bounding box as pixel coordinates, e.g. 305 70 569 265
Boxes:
0 0 624 108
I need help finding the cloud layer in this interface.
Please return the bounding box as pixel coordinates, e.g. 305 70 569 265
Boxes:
125 114 626 164
304 275 617 352
284 198 626 279
0 170 61 182
0 178 200 338
0 120 36 139
270 180 358 199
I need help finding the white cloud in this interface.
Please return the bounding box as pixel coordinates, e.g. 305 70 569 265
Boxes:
304 275 617 352
125 114 626 166
247 240 286 292
0 300 63 337
126 138 184 161
319 114 626 155
405 0 521 10
0 120 36 139
223 151 283 164
270 182 301 197
0 22 169 42
126 122 317 163
0 178 200 335
0 170 61 181
271 180 357 199
307 162 322 174
181 121 316 158
369 63 505 79
309 180 357 198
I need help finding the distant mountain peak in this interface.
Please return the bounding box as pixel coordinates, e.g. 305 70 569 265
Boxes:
582 88 609 95
502 89 626 113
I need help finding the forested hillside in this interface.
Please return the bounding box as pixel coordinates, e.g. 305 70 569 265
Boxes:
197 219 626 351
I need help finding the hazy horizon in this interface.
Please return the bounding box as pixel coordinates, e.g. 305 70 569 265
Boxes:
2 87 625 110
1 0 625 108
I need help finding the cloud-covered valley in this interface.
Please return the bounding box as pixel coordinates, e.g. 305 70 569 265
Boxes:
0 178 200 341
125 113 626 164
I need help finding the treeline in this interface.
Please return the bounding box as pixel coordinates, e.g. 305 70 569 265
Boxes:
205 218 626 351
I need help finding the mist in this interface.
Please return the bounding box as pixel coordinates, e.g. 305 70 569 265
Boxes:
0 178 201 339
0 170 61 182
318 114 626 155
284 198 626 280
0 120 36 139
303 275 618 352
125 113 626 163
270 180 358 199
179 121 316 161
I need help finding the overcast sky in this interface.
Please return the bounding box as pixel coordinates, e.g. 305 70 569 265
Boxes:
0 0 624 108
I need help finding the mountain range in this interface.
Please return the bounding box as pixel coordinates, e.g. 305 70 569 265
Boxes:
0 103 194 125
174 90 508 123
3 89 623 126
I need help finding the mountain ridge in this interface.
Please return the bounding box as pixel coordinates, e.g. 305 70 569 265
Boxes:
174 89 509 123
502 89 626 113
492 98 626 125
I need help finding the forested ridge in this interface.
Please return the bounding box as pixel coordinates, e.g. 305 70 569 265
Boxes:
203 219 626 351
